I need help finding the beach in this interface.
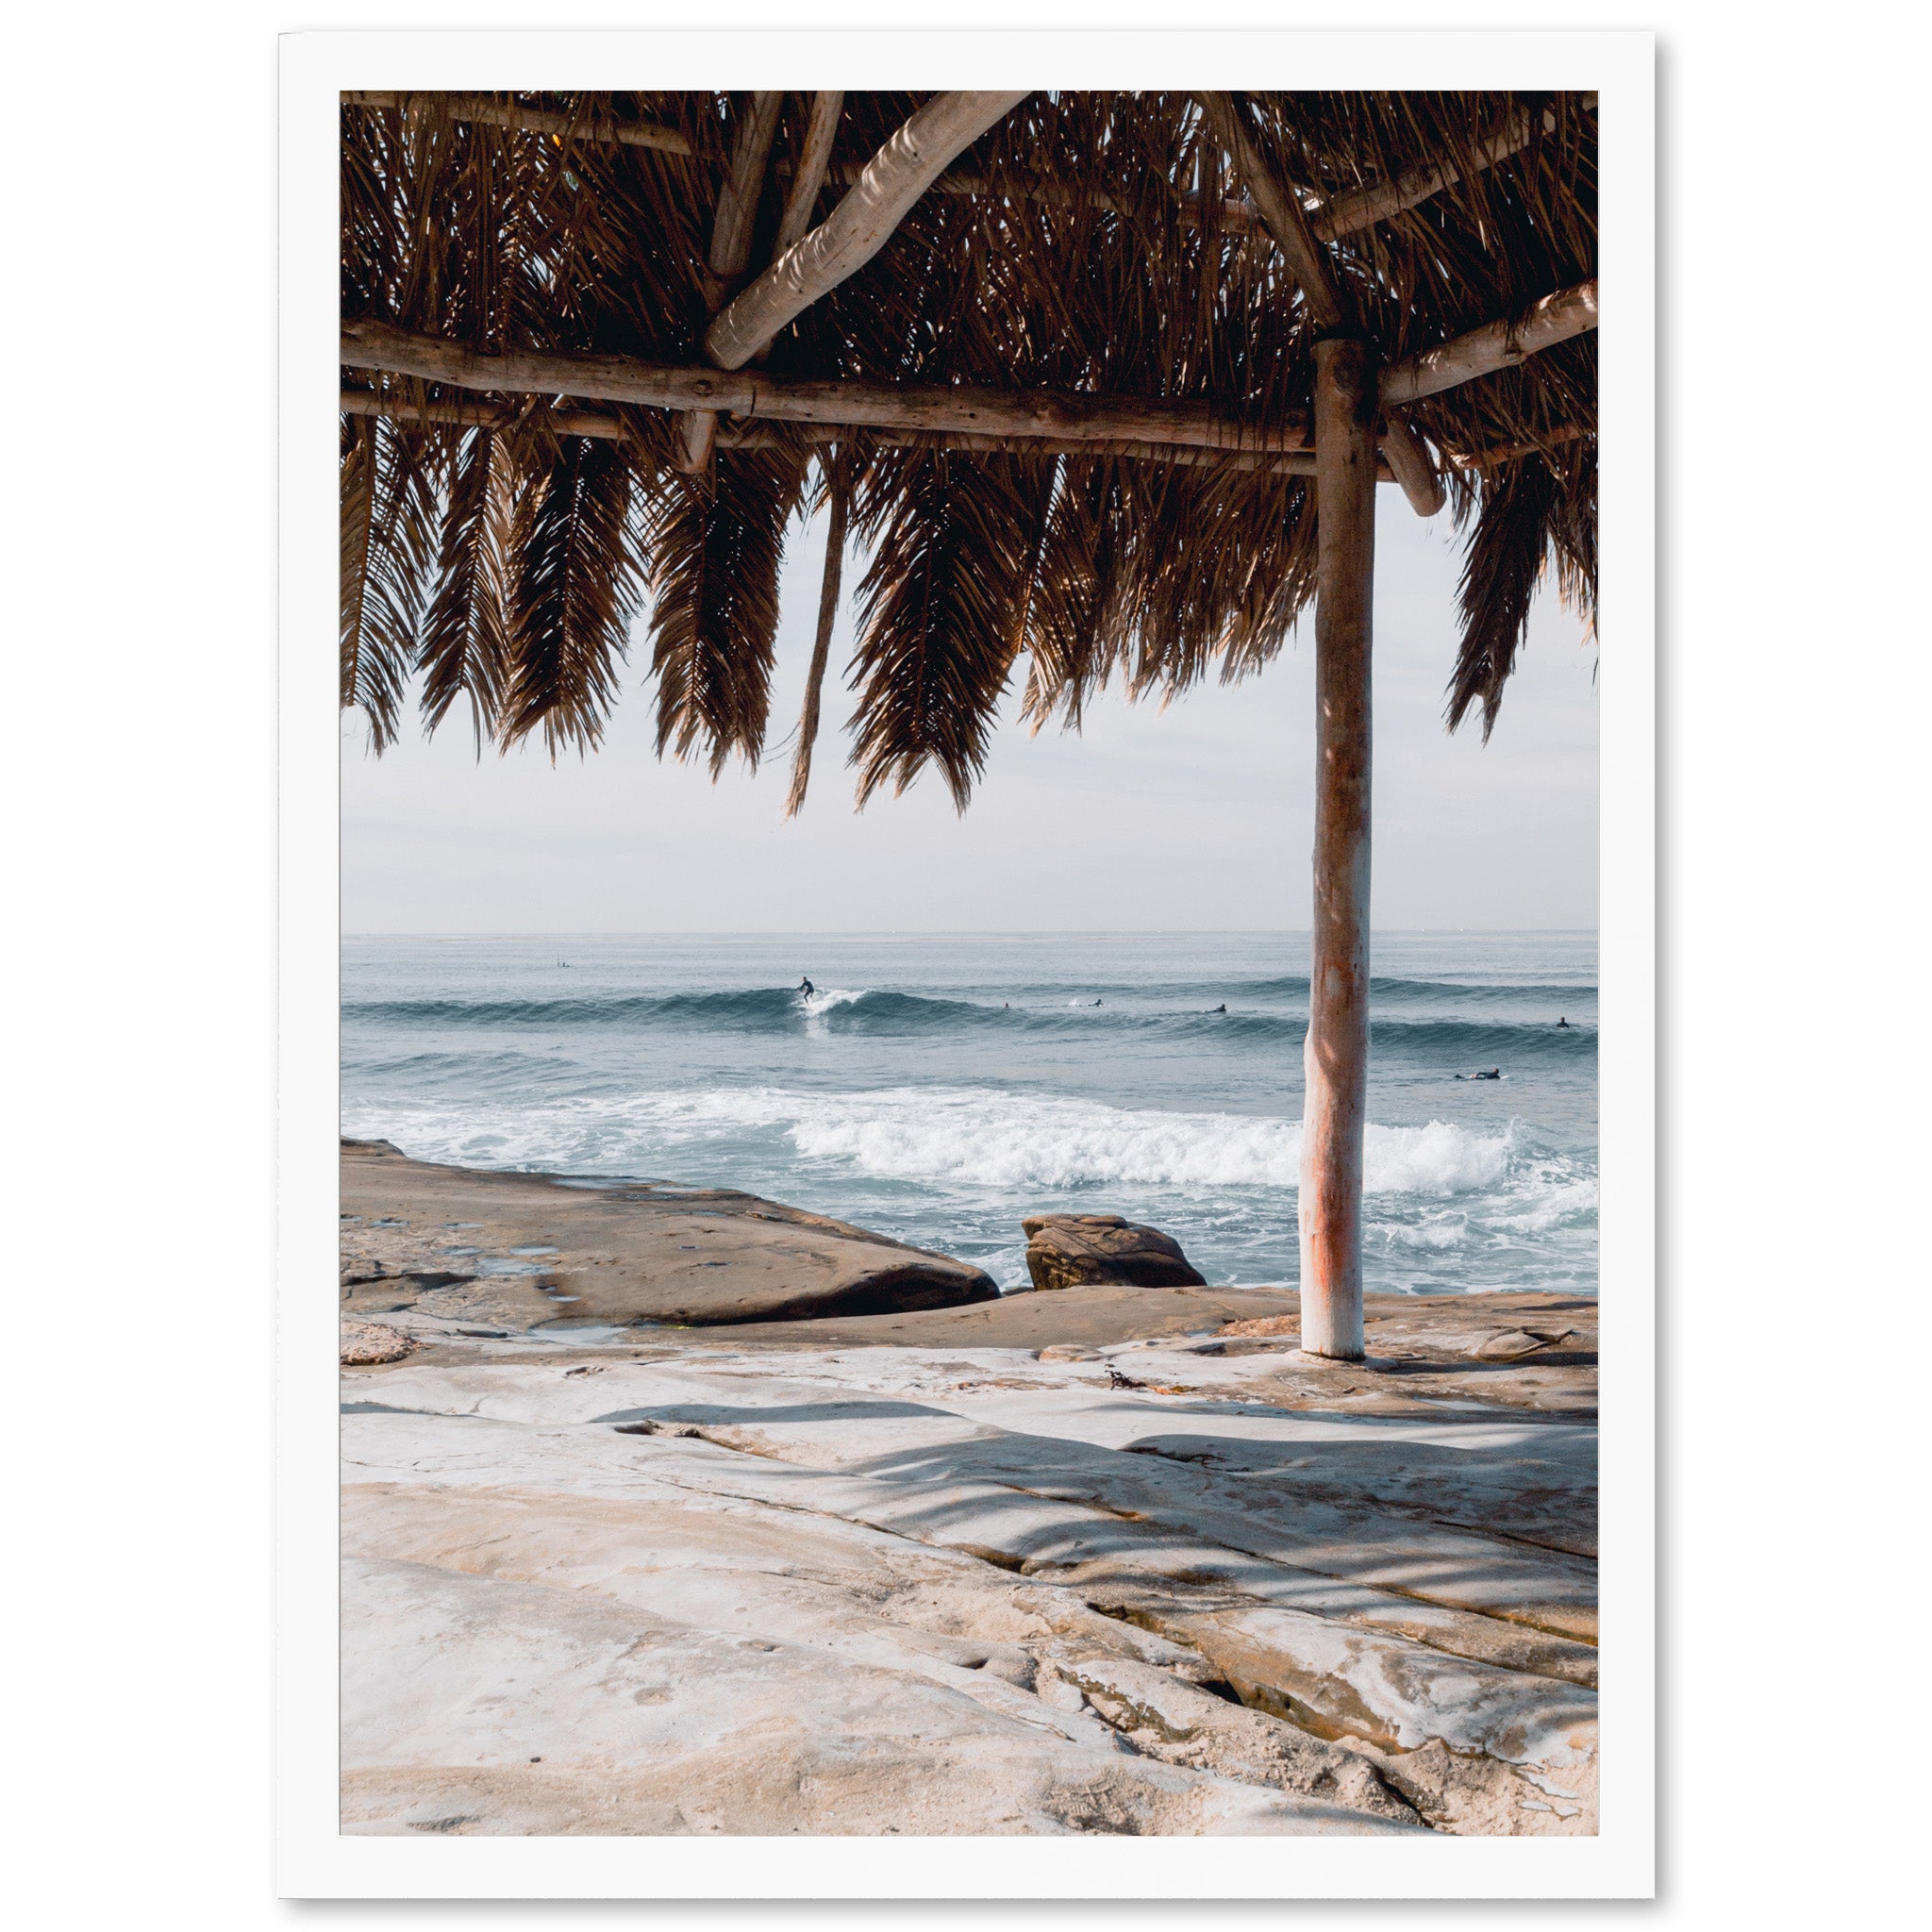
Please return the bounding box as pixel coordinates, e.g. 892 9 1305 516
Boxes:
341 1141 1598 1837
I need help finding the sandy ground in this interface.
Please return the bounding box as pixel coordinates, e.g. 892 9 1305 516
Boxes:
341 1147 1598 1837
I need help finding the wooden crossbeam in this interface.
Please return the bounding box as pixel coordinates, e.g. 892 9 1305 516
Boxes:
1379 280 1599 407
1378 415 1447 516
339 389 624 438
1442 422 1590 470
706 92 1029 372
341 381 1558 484
774 92 845 258
716 425 1394 480
340 320 1315 454
343 295 1589 451
339 387 1403 480
1197 92 1345 332
1309 93 1597 242
341 91 691 153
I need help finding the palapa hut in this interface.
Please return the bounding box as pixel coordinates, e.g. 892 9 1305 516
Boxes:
340 88 1599 1360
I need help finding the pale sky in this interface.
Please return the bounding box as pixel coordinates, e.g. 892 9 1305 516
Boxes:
341 486 1598 934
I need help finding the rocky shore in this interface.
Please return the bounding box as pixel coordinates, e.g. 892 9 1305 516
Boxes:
341 1143 1598 1837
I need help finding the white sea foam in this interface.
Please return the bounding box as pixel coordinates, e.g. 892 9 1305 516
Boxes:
1488 1177 1600 1232
365 1084 1543 1200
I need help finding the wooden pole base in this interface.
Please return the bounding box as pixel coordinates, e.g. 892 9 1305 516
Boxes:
1299 338 1376 1361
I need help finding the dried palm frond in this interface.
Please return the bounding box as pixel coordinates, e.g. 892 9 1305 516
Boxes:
1020 456 1132 733
502 435 644 757
648 444 810 775
341 411 445 750
1447 455 1560 741
847 447 1054 810
418 427 515 751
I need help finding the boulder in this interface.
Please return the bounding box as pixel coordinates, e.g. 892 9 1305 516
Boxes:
341 1321 419 1366
1022 1213 1207 1292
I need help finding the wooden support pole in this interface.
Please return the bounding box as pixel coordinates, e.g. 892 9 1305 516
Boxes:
1300 337 1377 1362
706 91 1029 372
785 455 850 818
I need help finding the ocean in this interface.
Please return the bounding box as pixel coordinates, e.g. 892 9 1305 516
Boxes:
340 931 1598 1298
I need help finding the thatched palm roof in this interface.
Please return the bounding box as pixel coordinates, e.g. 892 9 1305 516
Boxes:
341 89 1597 808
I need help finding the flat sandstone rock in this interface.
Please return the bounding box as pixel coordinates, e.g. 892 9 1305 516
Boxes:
341 1139 999 1328
341 1325 1597 1836
672 1281 1299 1352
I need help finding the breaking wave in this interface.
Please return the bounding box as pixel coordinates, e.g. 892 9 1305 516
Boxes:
346 1082 1588 1205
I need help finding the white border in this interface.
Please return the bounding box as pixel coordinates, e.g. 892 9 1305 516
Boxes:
280 29 1655 1899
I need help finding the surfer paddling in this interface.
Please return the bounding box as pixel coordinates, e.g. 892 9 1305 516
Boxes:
1457 1067 1504 1081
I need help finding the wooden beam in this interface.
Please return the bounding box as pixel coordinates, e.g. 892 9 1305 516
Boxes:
340 319 1315 455
339 387 1405 479
1309 94 1597 242
785 455 851 818
1379 280 1599 407
1197 92 1346 332
339 388 625 440
1300 337 1377 1362
703 92 785 300
720 424 1396 480
683 90 786 473
774 92 845 257
706 92 1030 372
341 91 691 154
344 308 1574 468
1379 414 1446 517
340 385 1420 488
1442 422 1589 470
